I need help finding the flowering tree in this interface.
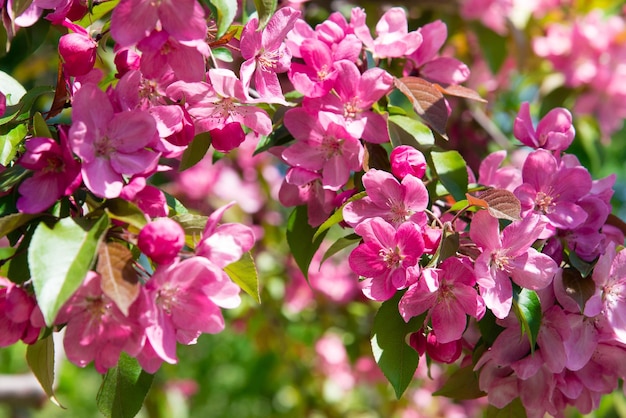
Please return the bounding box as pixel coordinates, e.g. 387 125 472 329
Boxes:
1 0 626 417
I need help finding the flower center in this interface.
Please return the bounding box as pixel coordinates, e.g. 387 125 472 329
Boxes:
380 246 403 268
94 136 115 158
321 135 343 159
156 286 179 315
43 155 65 173
343 98 361 120
534 191 555 214
257 50 281 72
491 249 512 272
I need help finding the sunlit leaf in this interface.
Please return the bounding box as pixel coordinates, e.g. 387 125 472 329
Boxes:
431 150 468 201
0 70 27 105
97 242 139 316
208 0 238 38
0 212 39 239
253 0 277 29
26 335 64 408
224 252 260 303
33 112 53 138
512 286 541 351
172 213 208 249
104 199 148 230
29 215 109 326
393 77 448 138
371 292 423 398
388 114 435 148
0 123 26 165
97 353 154 418
472 23 507 75
432 363 486 400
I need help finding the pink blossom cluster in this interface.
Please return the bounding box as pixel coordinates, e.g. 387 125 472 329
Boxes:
533 10 626 138
279 8 468 226
341 100 625 415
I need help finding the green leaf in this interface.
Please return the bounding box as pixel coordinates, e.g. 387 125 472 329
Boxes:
253 0 277 29
29 215 109 326
371 292 423 398
568 250 594 278
320 233 361 265
0 164 29 193
163 191 189 215
388 115 435 148
172 213 207 249
486 398 527 418
253 124 293 155
179 132 212 171
26 335 64 408
0 19 51 77
0 123 26 165
286 205 326 279
477 310 505 347
208 0 238 38
432 363 486 400
12 0 35 18
224 252 260 303
0 212 39 239
0 85 55 125
0 70 27 105
512 286 542 351
33 112 53 138
431 150 468 202
97 353 154 418
104 199 148 230
313 191 366 241
472 23 507 75
212 46 233 62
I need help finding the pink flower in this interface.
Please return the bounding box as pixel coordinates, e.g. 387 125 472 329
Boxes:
240 7 301 102
195 202 256 268
0 92 5 117
343 169 429 227
278 168 337 227
304 60 394 144
283 109 363 190
287 38 338 98
405 20 470 85
137 29 208 83
110 0 207 47
351 7 422 58
166 69 273 147
349 217 424 301
56 272 143 373
514 149 592 231
138 218 185 265
399 257 485 343
513 102 575 152
390 145 427 180
470 210 558 318
68 83 160 198
585 243 626 344
17 134 81 213
120 176 168 218
0 278 43 347
477 150 522 192
137 257 241 372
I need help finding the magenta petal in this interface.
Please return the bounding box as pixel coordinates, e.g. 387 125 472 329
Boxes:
110 149 159 176
109 110 158 152
158 0 207 43
399 282 435 321
470 210 502 251
210 122 245 153
17 174 64 213
509 250 557 290
110 0 158 47
82 158 124 199
431 301 467 344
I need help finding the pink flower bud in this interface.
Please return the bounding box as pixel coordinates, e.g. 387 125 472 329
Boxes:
425 333 462 364
138 218 185 265
390 145 427 180
59 31 98 77
0 92 5 117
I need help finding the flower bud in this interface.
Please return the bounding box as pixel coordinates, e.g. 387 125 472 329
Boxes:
390 145 427 180
138 218 185 265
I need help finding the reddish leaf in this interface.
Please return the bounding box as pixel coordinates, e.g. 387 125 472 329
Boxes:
393 76 449 138
433 84 487 103
46 62 69 119
363 142 391 172
467 188 521 221
97 242 139 316
561 268 595 312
